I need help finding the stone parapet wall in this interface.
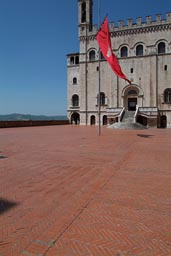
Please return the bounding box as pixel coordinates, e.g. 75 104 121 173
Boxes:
0 120 69 128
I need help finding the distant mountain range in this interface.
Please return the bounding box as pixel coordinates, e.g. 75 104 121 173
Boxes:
0 113 68 121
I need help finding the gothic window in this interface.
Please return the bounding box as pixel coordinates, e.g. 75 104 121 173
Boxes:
89 50 96 61
121 46 128 57
73 77 77 84
72 94 79 107
158 42 166 54
164 88 171 103
81 2 86 23
136 44 143 56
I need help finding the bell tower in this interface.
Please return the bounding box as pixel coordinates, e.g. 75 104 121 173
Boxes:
78 0 93 37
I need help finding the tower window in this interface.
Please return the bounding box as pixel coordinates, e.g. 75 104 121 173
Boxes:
158 42 166 54
75 56 79 64
70 57 74 65
81 2 86 23
136 44 143 56
70 56 79 66
73 77 77 84
130 68 133 73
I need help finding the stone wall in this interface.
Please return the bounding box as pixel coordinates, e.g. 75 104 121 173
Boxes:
0 120 69 128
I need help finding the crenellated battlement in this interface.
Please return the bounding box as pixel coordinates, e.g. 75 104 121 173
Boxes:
88 12 171 35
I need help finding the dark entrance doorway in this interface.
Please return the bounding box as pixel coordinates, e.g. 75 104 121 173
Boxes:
128 98 137 111
90 115 96 125
103 115 107 125
160 115 167 128
71 112 80 124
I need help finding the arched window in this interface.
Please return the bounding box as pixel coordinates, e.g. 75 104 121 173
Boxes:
100 92 105 105
136 44 143 56
90 115 96 125
89 50 96 61
103 115 107 125
121 46 128 57
81 2 86 23
158 42 166 54
164 88 171 103
73 77 77 84
72 94 79 107
128 90 137 95
97 92 106 106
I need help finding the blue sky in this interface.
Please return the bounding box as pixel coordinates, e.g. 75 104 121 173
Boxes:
0 0 170 116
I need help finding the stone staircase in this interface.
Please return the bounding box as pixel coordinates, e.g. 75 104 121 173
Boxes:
121 110 135 123
109 110 147 130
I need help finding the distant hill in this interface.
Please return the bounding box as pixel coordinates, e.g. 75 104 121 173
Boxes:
0 113 68 121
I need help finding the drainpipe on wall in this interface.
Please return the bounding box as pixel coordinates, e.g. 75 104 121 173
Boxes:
156 54 158 107
117 76 119 108
85 23 88 125
98 0 101 135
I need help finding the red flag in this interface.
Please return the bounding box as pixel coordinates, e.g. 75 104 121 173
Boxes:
96 16 131 84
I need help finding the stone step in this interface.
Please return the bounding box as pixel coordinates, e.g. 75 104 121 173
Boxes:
123 118 134 123
122 111 135 122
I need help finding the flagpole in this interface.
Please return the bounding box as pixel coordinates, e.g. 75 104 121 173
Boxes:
98 0 101 135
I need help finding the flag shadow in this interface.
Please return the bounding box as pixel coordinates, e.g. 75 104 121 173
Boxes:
0 198 19 215
137 134 154 139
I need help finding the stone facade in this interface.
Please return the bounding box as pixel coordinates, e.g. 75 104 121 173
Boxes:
67 0 171 128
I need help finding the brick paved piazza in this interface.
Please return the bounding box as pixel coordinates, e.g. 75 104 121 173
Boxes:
0 125 171 256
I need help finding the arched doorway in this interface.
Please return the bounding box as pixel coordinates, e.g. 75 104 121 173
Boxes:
71 112 80 124
103 115 107 125
122 85 143 110
90 115 96 125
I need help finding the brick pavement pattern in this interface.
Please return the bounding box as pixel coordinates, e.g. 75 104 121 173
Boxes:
0 125 171 256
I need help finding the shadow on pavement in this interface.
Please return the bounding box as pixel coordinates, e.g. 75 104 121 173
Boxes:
0 198 19 215
137 134 154 139
0 155 8 159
